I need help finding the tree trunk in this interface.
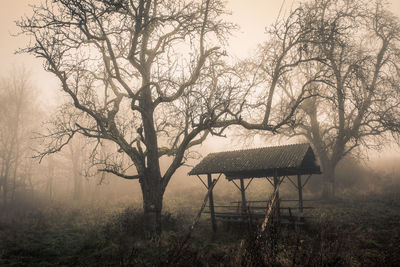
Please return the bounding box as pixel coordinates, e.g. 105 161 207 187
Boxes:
27 172 34 201
72 153 82 201
143 192 163 237
2 175 7 205
70 142 83 201
2 164 10 205
73 169 82 201
321 163 335 200
0 163 4 204
46 160 54 200
11 161 18 202
140 173 163 237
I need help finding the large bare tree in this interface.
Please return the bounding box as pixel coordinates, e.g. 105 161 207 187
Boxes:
17 0 242 234
275 0 400 198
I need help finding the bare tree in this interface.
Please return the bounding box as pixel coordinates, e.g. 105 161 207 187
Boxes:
17 0 242 235
67 136 87 201
231 5 321 134
0 69 38 204
43 155 56 200
275 0 400 198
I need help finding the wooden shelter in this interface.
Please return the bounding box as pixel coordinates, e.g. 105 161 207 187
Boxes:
189 143 321 232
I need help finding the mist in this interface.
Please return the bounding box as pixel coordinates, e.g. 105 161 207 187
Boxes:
1 0 400 266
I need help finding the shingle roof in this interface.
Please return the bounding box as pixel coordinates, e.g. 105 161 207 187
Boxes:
189 143 321 179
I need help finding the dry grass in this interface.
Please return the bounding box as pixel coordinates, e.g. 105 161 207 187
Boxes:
0 188 399 266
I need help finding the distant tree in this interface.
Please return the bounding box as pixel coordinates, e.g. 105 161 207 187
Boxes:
17 0 243 235
0 69 39 204
43 155 56 200
275 0 400 198
67 137 86 201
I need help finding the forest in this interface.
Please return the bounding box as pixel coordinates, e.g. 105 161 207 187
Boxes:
1 0 400 266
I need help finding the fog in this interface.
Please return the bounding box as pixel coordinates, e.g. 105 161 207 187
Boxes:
1 0 400 265
0 0 398 212
0 0 399 218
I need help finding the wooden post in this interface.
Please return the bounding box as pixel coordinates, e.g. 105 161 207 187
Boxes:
207 173 217 233
273 170 279 198
297 174 303 212
273 169 280 219
240 178 247 214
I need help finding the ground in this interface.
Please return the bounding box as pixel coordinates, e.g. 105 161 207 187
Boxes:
0 189 399 266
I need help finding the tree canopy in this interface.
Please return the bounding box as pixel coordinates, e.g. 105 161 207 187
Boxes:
17 0 252 235
271 0 400 197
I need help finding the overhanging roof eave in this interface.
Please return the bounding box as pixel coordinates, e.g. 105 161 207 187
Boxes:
189 166 321 178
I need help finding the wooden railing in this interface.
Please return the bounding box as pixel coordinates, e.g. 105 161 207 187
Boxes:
204 196 315 227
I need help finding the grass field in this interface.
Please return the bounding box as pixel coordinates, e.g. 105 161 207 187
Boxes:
0 188 399 266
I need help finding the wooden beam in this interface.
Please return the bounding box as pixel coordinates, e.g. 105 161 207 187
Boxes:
207 173 217 233
286 176 299 189
196 175 208 189
231 180 241 191
265 177 274 186
244 177 254 191
302 174 312 188
297 174 303 212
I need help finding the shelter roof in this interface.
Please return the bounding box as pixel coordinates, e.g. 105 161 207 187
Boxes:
189 143 321 179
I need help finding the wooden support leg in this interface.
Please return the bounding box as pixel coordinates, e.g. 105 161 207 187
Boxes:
240 178 247 214
207 173 217 233
297 174 303 212
273 170 280 220
273 173 280 199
